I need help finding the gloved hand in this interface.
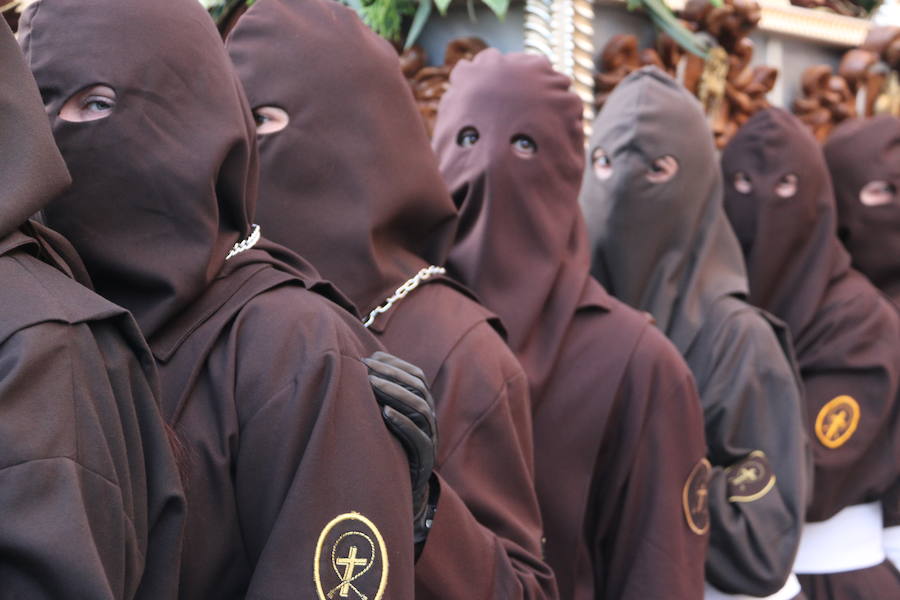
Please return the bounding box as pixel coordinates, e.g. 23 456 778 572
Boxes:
364 351 440 557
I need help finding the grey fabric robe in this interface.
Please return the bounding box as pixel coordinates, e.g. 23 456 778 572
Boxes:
581 67 811 597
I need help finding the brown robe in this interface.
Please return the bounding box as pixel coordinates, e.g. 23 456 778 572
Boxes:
226 1 555 596
20 0 417 598
722 108 900 599
825 116 900 307
825 115 900 553
0 20 185 599
150 242 417 600
433 49 710 599
581 67 811 597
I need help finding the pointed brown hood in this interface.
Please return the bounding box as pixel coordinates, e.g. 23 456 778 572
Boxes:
20 0 258 338
721 108 850 343
825 115 900 304
0 18 69 241
225 0 458 315
432 49 590 379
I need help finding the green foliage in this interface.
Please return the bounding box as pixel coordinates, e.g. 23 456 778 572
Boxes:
627 0 712 58
337 0 508 47
434 0 453 14
406 0 433 48
480 0 508 20
359 0 418 41
206 0 251 24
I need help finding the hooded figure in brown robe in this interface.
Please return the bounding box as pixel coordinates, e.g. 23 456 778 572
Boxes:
825 116 900 306
225 2 556 597
0 19 185 599
581 67 810 600
433 48 710 600
19 0 422 598
722 107 900 600
823 115 900 570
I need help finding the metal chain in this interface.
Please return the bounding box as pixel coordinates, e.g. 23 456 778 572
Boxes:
226 224 261 260
363 265 446 328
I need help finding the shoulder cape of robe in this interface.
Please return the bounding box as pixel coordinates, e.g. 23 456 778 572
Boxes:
0 224 185 600
370 276 557 599
147 243 417 600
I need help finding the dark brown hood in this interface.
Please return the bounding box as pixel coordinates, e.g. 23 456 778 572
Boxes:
721 108 850 343
0 18 69 241
432 49 590 374
580 66 747 354
20 0 258 338
825 115 900 303
225 0 458 315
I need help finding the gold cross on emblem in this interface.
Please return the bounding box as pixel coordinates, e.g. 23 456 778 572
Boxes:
824 410 848 442
334 546 368 599
693 484 708 514
731 466 760 487
815 395 861 449
314 513 387 600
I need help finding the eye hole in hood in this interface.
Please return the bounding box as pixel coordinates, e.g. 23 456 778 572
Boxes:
59 84 116 123
252 105 289 135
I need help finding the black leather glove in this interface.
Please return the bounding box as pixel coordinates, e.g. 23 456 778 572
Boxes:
364 351 440 557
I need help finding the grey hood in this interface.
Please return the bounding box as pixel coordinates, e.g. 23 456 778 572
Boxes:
579 66 747 353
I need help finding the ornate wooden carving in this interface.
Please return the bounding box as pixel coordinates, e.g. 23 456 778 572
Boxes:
793 25 900 140
400 37 488 137
594 0 776 148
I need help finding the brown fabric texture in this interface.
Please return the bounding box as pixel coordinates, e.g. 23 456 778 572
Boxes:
226 0 457 316
20 1 417 598
20 0 257 338
582 67 810 596
227 2 556 597
433 49 709 600
722 108 900 598
0 19 68 239
824 115 900 541
825 115 900 305
1 20 185 599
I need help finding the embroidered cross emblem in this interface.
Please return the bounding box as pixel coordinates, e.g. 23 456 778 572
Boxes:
824 410 848 442
335 546 368 598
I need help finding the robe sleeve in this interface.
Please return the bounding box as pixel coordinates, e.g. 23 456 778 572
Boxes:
234 347 416 600
0 322 159 599
596 326 709 600
413 320 556 599
701 306 810 596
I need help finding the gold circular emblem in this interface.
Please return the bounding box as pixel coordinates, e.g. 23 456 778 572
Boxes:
815 395 860 449
314 512 388 600
683 458 712 536
725 450 776 503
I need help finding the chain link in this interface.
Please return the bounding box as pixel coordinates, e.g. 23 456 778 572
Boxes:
363 265 446 328
226 224 261 260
